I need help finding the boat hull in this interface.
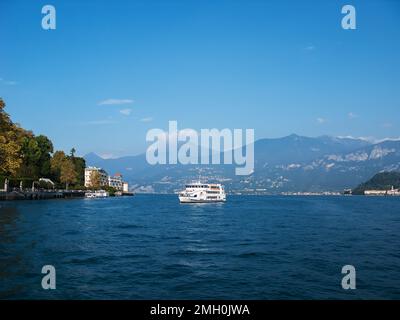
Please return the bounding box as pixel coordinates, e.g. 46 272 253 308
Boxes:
85 190 109 198
179 197 226 203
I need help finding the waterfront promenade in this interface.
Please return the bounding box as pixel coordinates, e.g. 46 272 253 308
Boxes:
0 190 85 201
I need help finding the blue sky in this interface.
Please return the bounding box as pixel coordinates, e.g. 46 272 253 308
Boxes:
1 0 399 158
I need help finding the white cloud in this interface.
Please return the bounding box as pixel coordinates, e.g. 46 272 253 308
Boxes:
348 112 358 119
337 135 371 141
337 135 400 144
98 99 134 105
316 117 326 124
373 137 400 143
382 122 393 128
140 117 153 122
305 45 316 51
119 108 132 116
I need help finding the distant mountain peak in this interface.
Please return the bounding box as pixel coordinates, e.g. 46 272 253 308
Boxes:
84 152 105 166
84 152 103 159
284 133 303 140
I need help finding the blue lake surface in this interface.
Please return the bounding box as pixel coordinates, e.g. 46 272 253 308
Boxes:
0 195 399 299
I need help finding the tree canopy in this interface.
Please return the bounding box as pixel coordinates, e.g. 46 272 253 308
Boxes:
89 170 101 189
1 98 86 189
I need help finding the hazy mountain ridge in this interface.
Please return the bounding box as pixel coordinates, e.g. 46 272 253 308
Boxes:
84 135 400 193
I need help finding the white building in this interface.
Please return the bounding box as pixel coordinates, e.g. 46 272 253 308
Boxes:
123 182 129 193
85 167 129 192
84 167 108 188
364 186 400 196
387 186 400 196
108 173 123 191
364 190 387 196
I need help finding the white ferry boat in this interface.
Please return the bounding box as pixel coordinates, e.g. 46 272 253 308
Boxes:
85 190 109 198
178 182 226 203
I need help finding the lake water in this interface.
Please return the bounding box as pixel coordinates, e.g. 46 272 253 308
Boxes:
1 195 399 299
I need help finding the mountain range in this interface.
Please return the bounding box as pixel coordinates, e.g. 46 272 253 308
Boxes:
84 134 400 194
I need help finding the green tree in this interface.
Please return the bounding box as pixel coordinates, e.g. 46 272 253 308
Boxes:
102 185 117 196
51 150 67 182
60 158 77 190
0 131 22 177
71 156 86 186
1 98 83 191
36 135 54 177
51 150 85 188
18 135 41 178
90 170 101 189
16 134 53 180
0 98 12 130
0 98 23 178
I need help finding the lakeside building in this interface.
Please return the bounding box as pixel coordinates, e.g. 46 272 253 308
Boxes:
84 167 129 191
364 186 400 196
108 173 123 190
387 187 400 196
364 190 387 196
281 191 341 196
84 167 108 187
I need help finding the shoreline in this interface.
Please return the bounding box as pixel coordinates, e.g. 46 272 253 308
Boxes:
0 190 85 201
1 191 399 201
0 190 135 201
